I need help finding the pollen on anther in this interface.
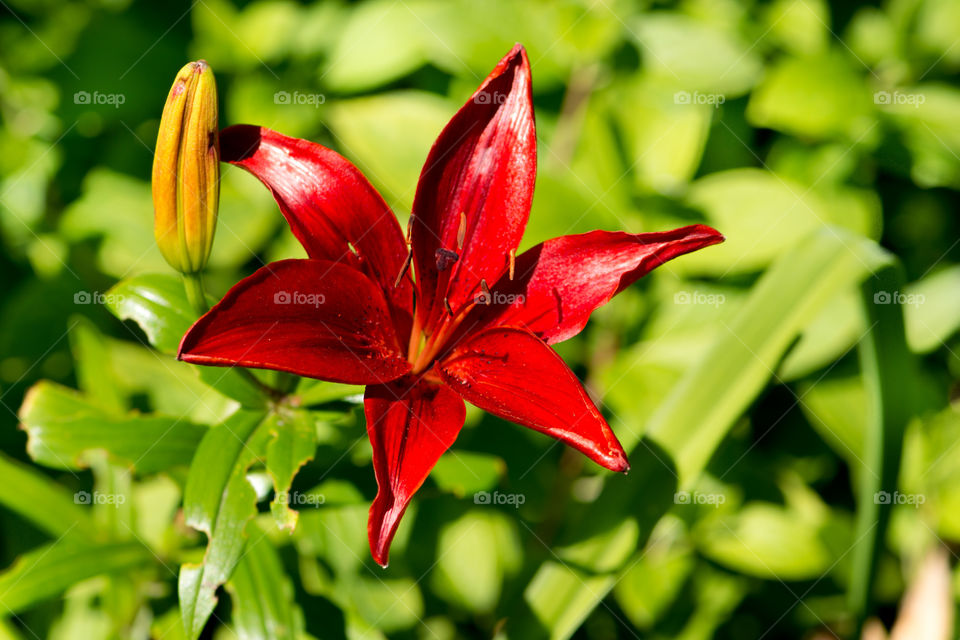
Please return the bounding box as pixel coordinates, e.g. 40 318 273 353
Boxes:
479 279 492 305
457 212 467 250
394 249 412 288
435 248 459 272
508 249 515 280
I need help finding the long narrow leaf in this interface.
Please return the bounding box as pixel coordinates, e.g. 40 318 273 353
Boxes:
848 262 916 627
647 228 890 485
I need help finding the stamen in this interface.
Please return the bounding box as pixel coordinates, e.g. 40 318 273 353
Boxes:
479 278 492 305
405 216 414 243
394 248 412 288
435 248 459 272
347 241 359 256
457 212 467 250
443 297 453 315
508 249 515 280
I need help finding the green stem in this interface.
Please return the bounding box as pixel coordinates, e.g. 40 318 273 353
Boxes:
183 272 208 315
275 372 299 394
238 368 284 401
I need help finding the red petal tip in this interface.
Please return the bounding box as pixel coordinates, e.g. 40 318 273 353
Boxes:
687 224 725 245
605 449 630 474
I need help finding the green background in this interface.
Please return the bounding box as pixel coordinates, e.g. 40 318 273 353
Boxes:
1 0 960 638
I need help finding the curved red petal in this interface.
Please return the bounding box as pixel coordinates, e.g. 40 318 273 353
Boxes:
438 326 628 472
466 224 724 344
220 125 412 320
365 376 466 567
178 259 410 385
410 44 536 333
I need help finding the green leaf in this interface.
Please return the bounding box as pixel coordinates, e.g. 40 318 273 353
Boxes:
613 518 693 630
327 91 453 212
295 380 364 406
511 441 677 640
265 411 318 530
19 381 206 474
747 53 875 140
343 577 425 634
800 376 867 467
226 525 305 640
431 510 521 612
677 169 855 276
106 273 266 408
848 262 917 627
696 503 840 579
105 274 194 354
323 0 436 92
904 265 960 353
0 452 97 540
778 288 863 380
0 540 152 613
631 12 761 96
431 452 505 498
68 316 124 412
762 0 830 55
179 409 270 640
647 228 889 485
883 84 960 188
610 78 712 195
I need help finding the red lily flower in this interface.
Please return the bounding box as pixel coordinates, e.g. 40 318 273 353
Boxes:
178 45 723 566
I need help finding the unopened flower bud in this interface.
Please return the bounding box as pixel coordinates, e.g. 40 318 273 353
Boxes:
152 60 219 274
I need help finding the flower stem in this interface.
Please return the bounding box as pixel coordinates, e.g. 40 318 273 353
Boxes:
182 272 208 315
275 371 299 394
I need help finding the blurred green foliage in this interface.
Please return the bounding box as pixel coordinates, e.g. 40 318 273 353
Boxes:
1 0 959 638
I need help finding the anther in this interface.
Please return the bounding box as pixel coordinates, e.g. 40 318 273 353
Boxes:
479 279 492 305
435 248 459 272
457 212 467 250
508 249 515 280
394 248 412 288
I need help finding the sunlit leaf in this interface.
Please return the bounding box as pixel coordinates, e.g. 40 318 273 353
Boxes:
19 381 206 474
0 541 153 614
226 524 305 640
179 409 270 640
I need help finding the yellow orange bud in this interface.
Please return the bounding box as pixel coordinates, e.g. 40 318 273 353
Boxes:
152 60 219 274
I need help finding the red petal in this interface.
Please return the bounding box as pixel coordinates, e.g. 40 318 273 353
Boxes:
366 376 465 567
468 225 724 344
220 125 412 318
178 259 410 385
438 327 628 472
410 44 536 333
